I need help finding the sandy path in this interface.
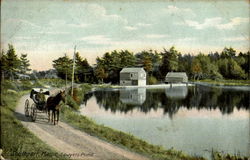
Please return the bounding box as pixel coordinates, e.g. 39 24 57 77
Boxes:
15 93 150 160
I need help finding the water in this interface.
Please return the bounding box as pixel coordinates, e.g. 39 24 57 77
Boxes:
80 85 250 158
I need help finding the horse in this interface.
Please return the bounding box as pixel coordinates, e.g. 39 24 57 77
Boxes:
45 90 65 125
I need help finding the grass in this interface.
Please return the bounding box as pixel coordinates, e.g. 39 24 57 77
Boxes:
212 151 249 160
38 78 68 88
194 79 250 86
1 80 69 160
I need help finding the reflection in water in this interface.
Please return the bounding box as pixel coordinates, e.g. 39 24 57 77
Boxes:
80 86 250 158
120 88 146 105
88 86 249 117
165 86 188 99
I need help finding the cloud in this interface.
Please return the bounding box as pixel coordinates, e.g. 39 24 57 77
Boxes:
185 17 221 30
86 4 127 24
165 5 195 17
177 37 196 42
79 35 112 45
124 26 137 30
136 23 152 27
145 34 168 39
217 17 249 30
37 31 69 35
223 36 249 42
5 18 41 28
68 23 89 28
14 36 37 40
185 17 249 30
124 23 151 31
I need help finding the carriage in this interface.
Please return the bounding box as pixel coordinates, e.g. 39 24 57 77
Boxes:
24 88 50 122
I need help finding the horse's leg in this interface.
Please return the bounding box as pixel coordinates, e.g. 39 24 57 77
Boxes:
57 110 59 124
53 110 56 125
48 109 50 122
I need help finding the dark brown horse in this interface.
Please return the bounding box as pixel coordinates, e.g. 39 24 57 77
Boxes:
46 90 65 125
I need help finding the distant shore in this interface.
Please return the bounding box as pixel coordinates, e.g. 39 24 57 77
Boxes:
94 80 250 91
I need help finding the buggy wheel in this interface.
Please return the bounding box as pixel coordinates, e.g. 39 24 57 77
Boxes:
24 99 29 117
31 104 37 122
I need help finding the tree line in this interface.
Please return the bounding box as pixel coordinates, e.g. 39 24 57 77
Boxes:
1 44 249 83
54 46 249 84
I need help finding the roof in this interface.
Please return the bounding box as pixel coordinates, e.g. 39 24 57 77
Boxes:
120 67 145 73
166 72 187 77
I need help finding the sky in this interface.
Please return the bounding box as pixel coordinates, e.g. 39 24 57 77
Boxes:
1 0 249 71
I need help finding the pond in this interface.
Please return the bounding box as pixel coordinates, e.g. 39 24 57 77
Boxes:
80 85 249 159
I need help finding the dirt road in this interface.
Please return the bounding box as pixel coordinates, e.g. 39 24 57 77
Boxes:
15 93 150 160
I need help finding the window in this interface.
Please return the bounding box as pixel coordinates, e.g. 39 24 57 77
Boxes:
130 73 133 77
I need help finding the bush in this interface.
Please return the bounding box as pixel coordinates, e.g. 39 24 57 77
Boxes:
65 95 79 110
148 76 158 85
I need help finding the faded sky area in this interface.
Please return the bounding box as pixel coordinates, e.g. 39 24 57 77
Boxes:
1 0 249 71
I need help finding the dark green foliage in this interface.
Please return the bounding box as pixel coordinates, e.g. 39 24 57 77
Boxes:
160 47 179 79
1 44 21 80
94 50 136 84
74 52 94 83
148 76 158 84
65 84 92 110
52 54 73 80
19 54 31 74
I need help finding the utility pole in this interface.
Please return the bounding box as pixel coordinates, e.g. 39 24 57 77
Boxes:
71 45 76 97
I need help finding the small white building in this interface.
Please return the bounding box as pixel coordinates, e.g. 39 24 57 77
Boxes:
165 72 188 83
16 73 30 80
120 67 146 86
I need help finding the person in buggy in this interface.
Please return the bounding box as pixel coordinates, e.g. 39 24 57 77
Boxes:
37 89 46 106
30 88 48 110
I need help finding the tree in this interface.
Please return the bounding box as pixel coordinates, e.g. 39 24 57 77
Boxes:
221 47 236 59
160 46 179 79
119 50 136 68
95 50 136 84
74 52 93 83
191 58 202 80
143 56 153 73
3 44 20 80
52 54 73 80
94 65 108 83
228 58 246 79
19 54 31 74
218 58 229 78
177 54 193 76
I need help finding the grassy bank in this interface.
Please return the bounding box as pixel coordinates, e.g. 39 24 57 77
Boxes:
1 80 68 160
194 79 250 86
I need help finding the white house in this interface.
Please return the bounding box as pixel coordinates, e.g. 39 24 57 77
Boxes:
16 73 30 80
165 72 188 83
120 67 146 86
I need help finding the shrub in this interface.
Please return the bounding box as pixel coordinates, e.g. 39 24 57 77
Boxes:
148 76 158 85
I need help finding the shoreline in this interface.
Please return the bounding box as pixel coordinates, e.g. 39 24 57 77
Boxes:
94 82 250 91
191 81 250 91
